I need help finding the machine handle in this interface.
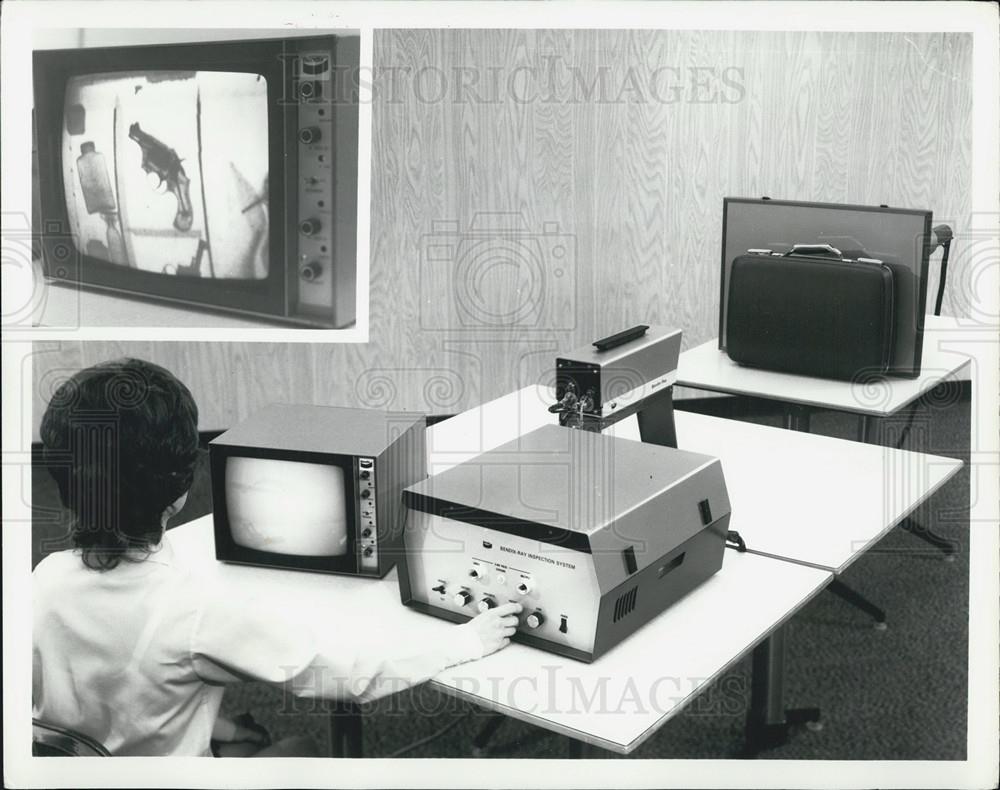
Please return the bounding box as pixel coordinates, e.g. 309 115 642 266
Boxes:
787 244 843 259
593 325 649 351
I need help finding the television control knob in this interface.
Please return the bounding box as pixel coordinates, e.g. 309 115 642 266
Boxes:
477 597 496 613
298 126 322 145
360 489 371 499
361 528 372 538
362 546 374 558
525 611 544 629
453 590 472 607
360 470 370 480
299 217 322 236
300 261 323 281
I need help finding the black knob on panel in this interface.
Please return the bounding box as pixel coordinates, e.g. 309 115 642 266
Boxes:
299 126 322 145
526 611 544 629
360 489 371 499
477 597 496 613
453 590 472 607
362 546 373 558
361 528 372 538
360 470 370 480
299 217 321 236
300 261 323 281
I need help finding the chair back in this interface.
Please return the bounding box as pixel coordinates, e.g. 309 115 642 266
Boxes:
32 719 111 757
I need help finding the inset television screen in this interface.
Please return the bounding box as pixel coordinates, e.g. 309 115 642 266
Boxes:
34 34 360 327
63 71 269 280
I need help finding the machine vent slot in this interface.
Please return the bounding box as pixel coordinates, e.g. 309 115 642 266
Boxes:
613 586 638 622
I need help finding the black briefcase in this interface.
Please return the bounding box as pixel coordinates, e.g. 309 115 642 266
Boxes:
725 245 895 381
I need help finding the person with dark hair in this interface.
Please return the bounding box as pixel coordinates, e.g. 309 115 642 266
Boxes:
39 357 201 571
33 358 521 757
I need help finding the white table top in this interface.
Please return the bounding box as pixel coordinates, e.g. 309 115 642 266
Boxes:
166 515 831 754
438 384 964 573
169 391 958 751
676 314 972 416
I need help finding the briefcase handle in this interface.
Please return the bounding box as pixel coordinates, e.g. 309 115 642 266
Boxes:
787 243 843 259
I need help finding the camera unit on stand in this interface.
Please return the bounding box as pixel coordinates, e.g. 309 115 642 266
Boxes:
551 324 682 448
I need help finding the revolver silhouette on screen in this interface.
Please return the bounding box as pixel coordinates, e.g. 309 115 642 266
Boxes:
128 122 194 232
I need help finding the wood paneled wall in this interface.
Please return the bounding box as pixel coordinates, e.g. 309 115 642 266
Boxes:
31 30 973 436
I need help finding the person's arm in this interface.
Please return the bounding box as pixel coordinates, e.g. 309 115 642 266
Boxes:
291 602 522 703
188 586 521 704
211 716 267 746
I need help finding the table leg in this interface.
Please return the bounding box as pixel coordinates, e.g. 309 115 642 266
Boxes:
827 578 888 629
470 712 507 757
857 414 876 444
744 626 821 757
783 406 811 433
900 517 959 561
328 701 363 758
861 415 955 560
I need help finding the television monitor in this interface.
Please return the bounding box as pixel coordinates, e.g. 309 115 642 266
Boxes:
210 404 426 577
33 34 359 327
719 198 933 378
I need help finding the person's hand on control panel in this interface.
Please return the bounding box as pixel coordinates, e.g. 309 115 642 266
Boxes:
459 602 522 656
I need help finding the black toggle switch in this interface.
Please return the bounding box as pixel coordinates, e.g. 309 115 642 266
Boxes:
622 545 638 575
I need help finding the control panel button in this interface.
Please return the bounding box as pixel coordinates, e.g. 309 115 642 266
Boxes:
299 217 322 236
300 261 323 282
525 611 544 629
360 489 371 499
477 597 496 612
469 568 484 579
362 546 373 558
360 470 370 480
300 56 330 76
361 528 372 538
298 126 322 145
559 616 568 634
495 574 506 585
515 580 531 595
453 590 472 607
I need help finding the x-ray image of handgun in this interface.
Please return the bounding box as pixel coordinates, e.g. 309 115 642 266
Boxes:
128 122 194 232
